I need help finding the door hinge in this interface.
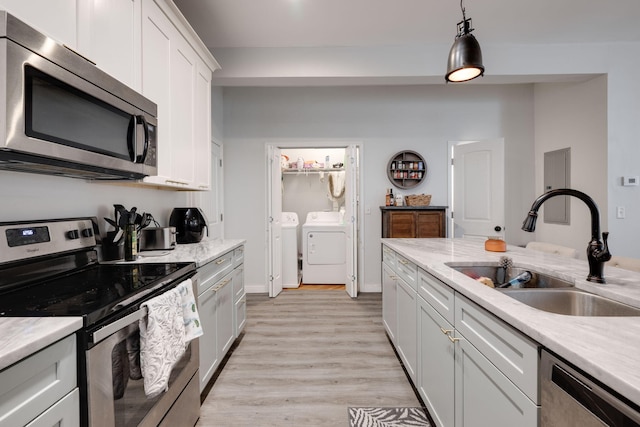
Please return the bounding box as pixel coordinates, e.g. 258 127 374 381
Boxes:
220 213 223 221
451 158 454 166
451 211 454 219
219 159 223 167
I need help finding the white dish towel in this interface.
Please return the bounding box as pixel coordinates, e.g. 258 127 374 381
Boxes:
139 287 186 398
176 279 203 342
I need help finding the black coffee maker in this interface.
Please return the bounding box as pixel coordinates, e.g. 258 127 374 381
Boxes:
169 208 209 243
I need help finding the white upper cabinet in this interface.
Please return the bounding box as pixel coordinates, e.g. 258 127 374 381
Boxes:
77 0 142 91
0 0 78 48
140 0 218 190
194 59 212 189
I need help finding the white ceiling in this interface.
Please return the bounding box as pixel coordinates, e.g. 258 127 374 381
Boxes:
174 0 640 49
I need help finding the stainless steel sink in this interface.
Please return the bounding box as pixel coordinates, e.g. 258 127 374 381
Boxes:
447 263 574 289
499 288 640 317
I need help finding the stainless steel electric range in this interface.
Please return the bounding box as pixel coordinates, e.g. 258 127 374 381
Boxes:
0 217 200 426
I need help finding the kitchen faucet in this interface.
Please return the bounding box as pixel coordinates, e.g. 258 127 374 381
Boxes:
521 189 611 283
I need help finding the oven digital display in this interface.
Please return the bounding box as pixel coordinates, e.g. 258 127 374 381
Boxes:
6 226 50 247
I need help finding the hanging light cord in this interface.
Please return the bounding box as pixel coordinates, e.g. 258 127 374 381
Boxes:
457 0 473 37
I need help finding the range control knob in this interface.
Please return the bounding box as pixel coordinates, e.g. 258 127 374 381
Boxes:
81 228 94 237
66 230 80 240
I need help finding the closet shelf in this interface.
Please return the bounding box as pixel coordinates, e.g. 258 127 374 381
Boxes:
283 168 344 174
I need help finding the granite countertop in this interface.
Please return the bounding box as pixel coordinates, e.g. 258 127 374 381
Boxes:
382 238 640 406
0 317 82 371
123 238 246 267
0 238 246 372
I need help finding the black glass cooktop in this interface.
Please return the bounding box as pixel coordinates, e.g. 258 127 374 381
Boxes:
0 262 194 326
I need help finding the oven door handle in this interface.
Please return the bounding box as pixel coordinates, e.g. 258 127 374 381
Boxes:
92 307 146 344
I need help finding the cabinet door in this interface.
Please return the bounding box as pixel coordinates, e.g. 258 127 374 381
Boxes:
0 0 77 47
396 278 417 382
382 263 398 343
416 211 445 238
141 0 173 184
455 338 539 427
216 276 235 357
169 33 197 186
193 58 212 189
77 0 141 89
197 283 219 392
389 212 415 237
418 296 455 427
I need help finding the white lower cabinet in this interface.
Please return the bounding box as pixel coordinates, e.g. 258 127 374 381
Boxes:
216 275 235 358
0 334 78 427
382 244 541 427
382 263 398 343
197 245 245 393
418 295 455 427
455 338 538 427
396 276 417 382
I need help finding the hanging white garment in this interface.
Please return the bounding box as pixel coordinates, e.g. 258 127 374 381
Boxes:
328 171 346 199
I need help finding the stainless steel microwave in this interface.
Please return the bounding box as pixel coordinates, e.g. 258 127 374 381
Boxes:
0 11 157 180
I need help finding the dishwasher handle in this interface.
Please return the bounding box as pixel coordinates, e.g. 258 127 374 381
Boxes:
544 351 640 426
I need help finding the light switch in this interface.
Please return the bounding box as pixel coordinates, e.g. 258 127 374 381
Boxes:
616 206 625 219
622 176 639 186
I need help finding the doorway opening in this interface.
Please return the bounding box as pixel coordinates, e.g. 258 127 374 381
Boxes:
267 143 361 298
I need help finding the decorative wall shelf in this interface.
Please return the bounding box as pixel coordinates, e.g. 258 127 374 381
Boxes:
387 150 427 189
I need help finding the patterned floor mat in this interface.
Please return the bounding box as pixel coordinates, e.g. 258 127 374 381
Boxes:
348 407 431 427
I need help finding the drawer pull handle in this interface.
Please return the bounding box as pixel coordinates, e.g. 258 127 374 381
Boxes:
389 275 397 280
440 327 453 335
447 335 461 343
216 258 228 265
399 260 409 265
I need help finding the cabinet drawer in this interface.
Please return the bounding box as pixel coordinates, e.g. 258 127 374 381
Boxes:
0 334 77 427
233 246 244 267
197 251 233 295
418 269 455 325
455 294 539 403
395 254 418 291
26 388 79 427
382 245 396 268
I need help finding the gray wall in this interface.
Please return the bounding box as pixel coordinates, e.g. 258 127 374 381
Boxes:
222 84 536 292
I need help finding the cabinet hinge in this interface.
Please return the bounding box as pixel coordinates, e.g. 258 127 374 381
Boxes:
219 159 223 167
220 213 223 221
451 158 454 166
451 211 454 219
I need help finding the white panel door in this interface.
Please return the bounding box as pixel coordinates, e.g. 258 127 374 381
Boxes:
344 144 358 297
451 139 505 239
267 145 283 297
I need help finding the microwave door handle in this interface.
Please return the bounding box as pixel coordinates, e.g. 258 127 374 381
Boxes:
127 115 137 162
127 115 150 163
136 115 150 164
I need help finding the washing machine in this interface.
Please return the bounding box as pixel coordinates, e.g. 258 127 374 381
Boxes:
302 211 346 284
281 212 300 288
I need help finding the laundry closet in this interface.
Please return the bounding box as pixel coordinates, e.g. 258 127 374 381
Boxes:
280 148 347 288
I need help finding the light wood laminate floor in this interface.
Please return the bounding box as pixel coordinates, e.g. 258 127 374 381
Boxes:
197 291 421 426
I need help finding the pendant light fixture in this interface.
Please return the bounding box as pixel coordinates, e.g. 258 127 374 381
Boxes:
445 0 484 83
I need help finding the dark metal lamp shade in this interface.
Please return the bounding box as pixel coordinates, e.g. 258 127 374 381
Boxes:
446 32 484 82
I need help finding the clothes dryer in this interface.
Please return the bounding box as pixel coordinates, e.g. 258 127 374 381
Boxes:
302 211 346 284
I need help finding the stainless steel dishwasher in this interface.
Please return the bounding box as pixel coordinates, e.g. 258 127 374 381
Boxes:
541 349 640 426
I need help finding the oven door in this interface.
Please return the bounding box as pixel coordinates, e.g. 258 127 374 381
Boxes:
85 305 199 426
